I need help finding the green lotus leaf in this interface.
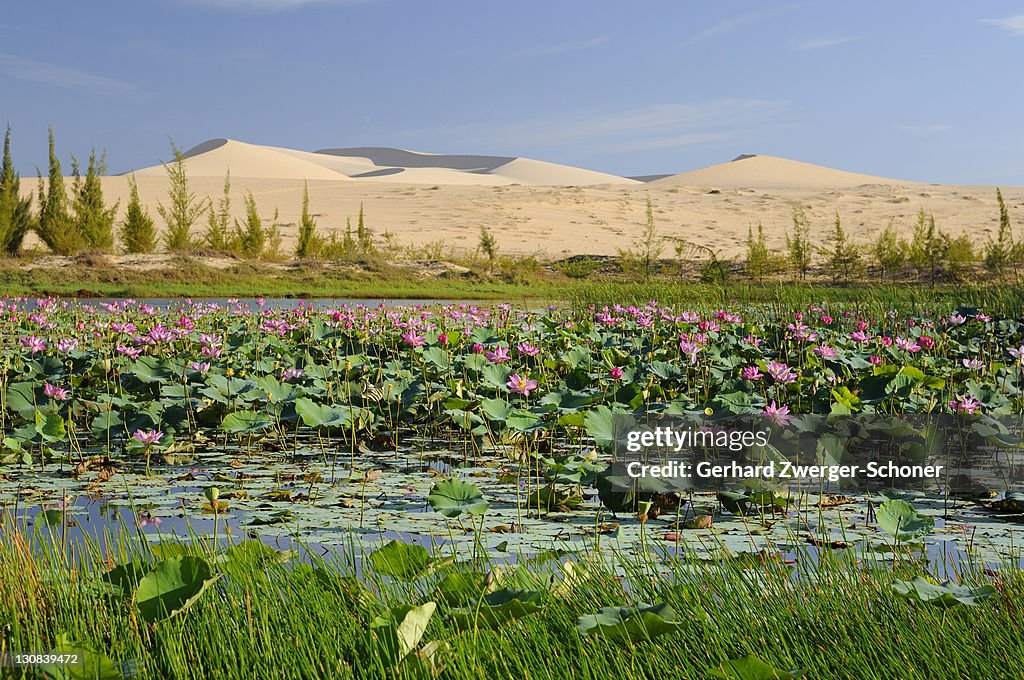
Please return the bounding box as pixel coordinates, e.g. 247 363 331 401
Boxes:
135 556 221 623
893 576 996 608
876 499 934 541
576 602 681 644
368 540 435 581
427 478 489 518
707 654 806 679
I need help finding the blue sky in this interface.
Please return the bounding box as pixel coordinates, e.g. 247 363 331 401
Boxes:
2 1 1024 183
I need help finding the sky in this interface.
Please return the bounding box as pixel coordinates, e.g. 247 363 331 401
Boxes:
2 1 1024 183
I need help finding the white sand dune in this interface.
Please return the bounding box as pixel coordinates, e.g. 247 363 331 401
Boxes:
132 139 640 187
133 139 351 182
652 154 918 189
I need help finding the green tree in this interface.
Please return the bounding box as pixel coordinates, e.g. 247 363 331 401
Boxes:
295 181 321 258
822 212 861 283
618 195 664 279
479 225 498 272
120 175 157 253
0 126 32 256
264 207 283 260
356 202 376 257
71 149 118 251
872 221 907 281
983 188 1016 276
35 127 83 255
235 192 264 259
204 170 234 252
157 141 206 252
785 207 812 280
745 222 772 282
946 233 978 281
908 209 949 285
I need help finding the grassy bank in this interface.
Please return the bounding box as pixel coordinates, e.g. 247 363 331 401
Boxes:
1 520 1021 680
3 256 1024 316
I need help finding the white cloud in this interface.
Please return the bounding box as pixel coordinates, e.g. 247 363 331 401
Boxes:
898 123 952 135
794 36 858 50
980 14 1024 36
428 99 790 154
0 53 131 93
504 36 608 60
684 9 777 45
182 0 368 11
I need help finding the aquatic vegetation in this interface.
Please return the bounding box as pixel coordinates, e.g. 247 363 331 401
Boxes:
1 295 1024 676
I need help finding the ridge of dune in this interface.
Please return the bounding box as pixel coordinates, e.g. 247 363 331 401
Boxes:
134 139 351 181
651 154 918 189
133 138 639 186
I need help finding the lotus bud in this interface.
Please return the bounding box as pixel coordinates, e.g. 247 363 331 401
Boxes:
204 486 220 503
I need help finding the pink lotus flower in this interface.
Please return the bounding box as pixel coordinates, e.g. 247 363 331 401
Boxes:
678 338 702 365
280 368 304 381
516 342 540 357
608 366 624 381
485 345 511 363
20 335 46 354
962 358 984 371
117 344 143 359
401 331 426 347
813 344 838 359
918 336 935 350
189 361 211 373
949 394 981 415
948 314 966 325
894 337 921 353
765 361 798 384
472 343 485 354
437 332 448 346
56 338 78 353
762 401 793 426
869 355 884 366
820 315 833 325
849 331 873 344
741 366 763 381
44 383 69 401
133 429 163 446
507 373 539 396
1008 345 1024 361
139 515 162 528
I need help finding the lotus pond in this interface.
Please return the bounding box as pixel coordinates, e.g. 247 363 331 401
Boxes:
2 295 1024 678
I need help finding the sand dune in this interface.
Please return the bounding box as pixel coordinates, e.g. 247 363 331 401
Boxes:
19 147 1024 261
132 139 639 187
652 154 918 189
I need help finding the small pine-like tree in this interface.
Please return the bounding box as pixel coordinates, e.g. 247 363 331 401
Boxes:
157 141 206 252
946 233 978 281
908 209 949 285
235 192 264 259
295 181 321 259
745 222 772 282
872 221 907 281
36 127 83 255
618 195 664 279
983 188 1015 277
120 175 157 253
204 170 234 252
264 207 282 260
0 126 32 256
822 212 861 283
785 207 812 280
356 202 376 257
71 149 118 252
479 225 498 272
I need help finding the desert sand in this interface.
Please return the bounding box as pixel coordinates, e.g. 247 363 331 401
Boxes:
18 141 1024 259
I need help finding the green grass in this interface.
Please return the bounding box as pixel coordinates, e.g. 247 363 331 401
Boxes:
2 518 1023 679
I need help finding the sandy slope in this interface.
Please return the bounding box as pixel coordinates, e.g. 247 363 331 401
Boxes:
132 139 639 187
17 149 1024 260
653 154 917 189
